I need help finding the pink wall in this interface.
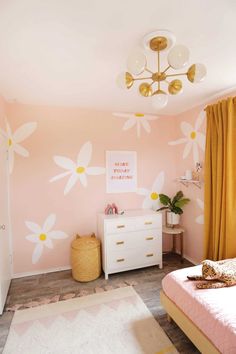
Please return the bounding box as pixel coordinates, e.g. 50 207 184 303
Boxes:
3 102 178 275
0 96 6 126
169 106 206 263
3 93 234 275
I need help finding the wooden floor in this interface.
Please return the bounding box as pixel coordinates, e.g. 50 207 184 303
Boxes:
0 254 200 354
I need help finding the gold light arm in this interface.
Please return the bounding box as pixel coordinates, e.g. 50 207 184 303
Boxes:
145 67 154 74
166 72 187 78
162 65 171 74
133 76 153 81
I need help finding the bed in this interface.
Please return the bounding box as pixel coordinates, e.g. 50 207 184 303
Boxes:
161 265 236 354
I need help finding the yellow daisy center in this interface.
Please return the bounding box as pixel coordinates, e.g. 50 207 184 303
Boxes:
135 113 144 118
76 166 85 174
8 138 12 147
151 192 159 200
190 131 196 139
39 233 47 241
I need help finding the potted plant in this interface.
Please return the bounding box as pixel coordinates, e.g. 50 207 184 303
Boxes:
156 191 190 227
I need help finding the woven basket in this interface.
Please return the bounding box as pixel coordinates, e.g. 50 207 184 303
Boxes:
71 233 101 282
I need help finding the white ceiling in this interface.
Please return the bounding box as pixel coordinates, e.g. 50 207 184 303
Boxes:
0 0 235 115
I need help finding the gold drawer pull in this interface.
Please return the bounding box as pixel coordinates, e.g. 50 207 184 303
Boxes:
145 221 152 225
117 224 125 229
146 253 154 257
146 237 154 241
116 241 124 245
117 258 125 262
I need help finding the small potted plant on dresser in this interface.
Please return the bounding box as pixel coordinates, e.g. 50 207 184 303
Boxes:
156 191 190 227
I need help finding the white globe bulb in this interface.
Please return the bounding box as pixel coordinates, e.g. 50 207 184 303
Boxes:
116 71 126 89
152 93 168 110
192 63 207 83
168 45 190 69
127 49 146 75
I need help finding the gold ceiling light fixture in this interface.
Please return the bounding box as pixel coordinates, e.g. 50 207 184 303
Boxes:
117 30 207 110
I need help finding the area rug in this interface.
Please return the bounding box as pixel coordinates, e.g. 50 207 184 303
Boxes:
3 286 178 354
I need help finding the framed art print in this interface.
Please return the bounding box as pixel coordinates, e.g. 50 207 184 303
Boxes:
106 151 137 193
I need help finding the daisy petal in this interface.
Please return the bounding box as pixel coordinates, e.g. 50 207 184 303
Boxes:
140 119 151 133
196 215 204 225
181 122 193 137
54 156 76 170
123 118 136 131
13 122 37 143
78 173 87 187
113 112 132 119
50 170 72 182
196 198 204 210
64 173 79 195
5 120 12 137
25 221 42 234
0 128 7 138
26 234 39 243
86 167 105 175
142 197 153 210
45 238 53 249
151 200 160 211
193 142 199 164
183 141 192 159
14 144 29 157
137 121 141 138
43 214 56 233
48 231 68 239
8 149 14 174
32 243 44 264
168 138 188 145
197 132 206 151
152 171 165 193
137 188 149 196
77 141 92 167
195 111 205 131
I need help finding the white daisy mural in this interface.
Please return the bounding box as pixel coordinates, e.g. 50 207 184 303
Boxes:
25 214 68 264
196 198 204 224
168 111 205 164
0 119 37 173
113 112 158 138
137 171 165 210
50 141 105 195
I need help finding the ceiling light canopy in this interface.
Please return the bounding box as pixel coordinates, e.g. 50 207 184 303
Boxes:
117 30 207 110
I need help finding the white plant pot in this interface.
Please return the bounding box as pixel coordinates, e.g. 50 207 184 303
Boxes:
166 211 180 227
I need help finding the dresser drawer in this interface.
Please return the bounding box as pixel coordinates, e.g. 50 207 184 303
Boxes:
106 230 161 251
135 214 162 231
105 218 134 234
107 247 161 272
104 213 161 234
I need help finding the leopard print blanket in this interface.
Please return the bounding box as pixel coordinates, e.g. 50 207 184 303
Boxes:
187 258 236 289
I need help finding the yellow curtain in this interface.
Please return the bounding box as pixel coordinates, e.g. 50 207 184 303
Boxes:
204 97 236 260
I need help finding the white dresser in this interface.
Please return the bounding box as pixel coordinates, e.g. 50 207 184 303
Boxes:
97 209 162 279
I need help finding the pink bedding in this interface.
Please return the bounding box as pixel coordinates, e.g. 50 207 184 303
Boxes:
162 265 236 354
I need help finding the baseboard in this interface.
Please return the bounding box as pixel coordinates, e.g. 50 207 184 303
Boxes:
13 253 198 279
183 254 199 265
13 265 72 279
164 249 199 266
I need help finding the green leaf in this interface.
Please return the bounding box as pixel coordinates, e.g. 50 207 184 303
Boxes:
175 198 190 208
172 206 183 215
156 206 169 212
172 191 183 204
159 194 171 206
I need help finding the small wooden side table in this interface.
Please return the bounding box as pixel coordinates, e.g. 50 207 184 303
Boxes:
163 225 184 263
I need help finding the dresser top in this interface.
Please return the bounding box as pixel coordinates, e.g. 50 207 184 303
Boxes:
98 209 161 219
